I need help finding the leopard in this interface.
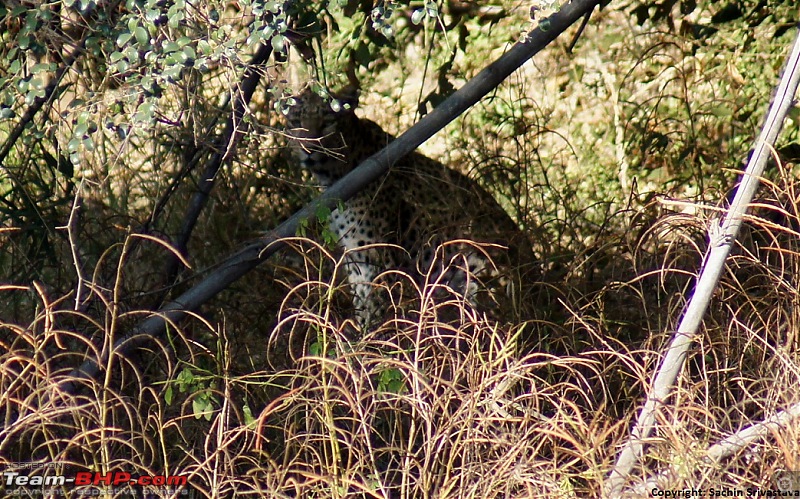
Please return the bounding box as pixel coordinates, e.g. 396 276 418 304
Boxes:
285 86 537 327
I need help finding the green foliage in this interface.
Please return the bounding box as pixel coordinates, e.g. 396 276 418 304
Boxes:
295 202 339 247
165 367 218 421
242 402 257 427
377 366 406 394
308 337 336 357
0 0 300 289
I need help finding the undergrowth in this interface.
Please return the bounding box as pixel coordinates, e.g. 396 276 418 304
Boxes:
2 1 800 497
3 164 800 495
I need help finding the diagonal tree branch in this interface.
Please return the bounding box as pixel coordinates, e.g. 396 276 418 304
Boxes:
606 27 800 496
56 0 603 396
626 399 800 494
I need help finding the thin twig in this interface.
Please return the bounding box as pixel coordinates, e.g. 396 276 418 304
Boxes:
567 9 593 53
59 180 88 311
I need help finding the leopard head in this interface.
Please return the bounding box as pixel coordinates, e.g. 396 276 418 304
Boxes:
285 86 360 182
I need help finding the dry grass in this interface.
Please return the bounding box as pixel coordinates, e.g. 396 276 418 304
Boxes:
3 171 800 496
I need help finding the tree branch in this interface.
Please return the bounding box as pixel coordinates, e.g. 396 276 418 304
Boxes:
606 26 800 496
165 43 274 275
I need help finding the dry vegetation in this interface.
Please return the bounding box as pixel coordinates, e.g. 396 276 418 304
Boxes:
1 0 800 497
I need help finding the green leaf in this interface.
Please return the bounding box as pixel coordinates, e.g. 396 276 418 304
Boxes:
197 39 211 55
25 12 39 31
123 45 138 60
31 63 55 74
387 379 404 393
270 34 285 52
177 367 194 390
29 76 44 90
316 204 332 221
67 137 81 153
75 122 88 137
540 19 551 32
192 392 216 421
378 367 406 394
134 26 149 45
163 65 183 81
243 404 256 427
182 45 196 60
167 7 185 29
117 31 132 47
164 385 174 404
192 397 207 419
163 40 180 53
134 100 156 123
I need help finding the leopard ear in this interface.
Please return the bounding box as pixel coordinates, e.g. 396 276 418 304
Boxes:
332 85 360 112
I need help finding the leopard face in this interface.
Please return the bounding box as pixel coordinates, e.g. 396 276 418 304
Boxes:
285 88 359 183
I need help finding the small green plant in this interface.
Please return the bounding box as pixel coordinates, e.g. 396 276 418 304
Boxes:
308 337 336 358
165 367 218 421
377 366 406 394
295 203 339 249
242 402 257 428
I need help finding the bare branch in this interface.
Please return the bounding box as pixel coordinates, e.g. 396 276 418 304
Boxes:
606 27 800 496
165 43 274 271
626 400 800 495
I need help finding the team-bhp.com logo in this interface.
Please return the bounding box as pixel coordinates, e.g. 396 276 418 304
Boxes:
4 469 188 495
